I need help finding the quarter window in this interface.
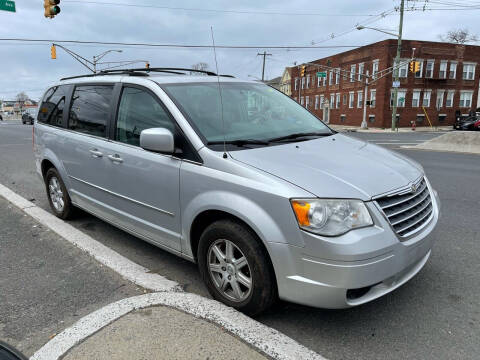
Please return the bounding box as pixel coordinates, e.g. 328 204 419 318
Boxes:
68 85 113 137
38 85 69 127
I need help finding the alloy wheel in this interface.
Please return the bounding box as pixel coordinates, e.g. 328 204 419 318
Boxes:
49 176 65 212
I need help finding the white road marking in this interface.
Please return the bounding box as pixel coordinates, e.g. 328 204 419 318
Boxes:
31 292 325 360
373 142 422 145
0 182 326 360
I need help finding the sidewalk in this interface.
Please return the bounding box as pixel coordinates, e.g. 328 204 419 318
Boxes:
329 124 452 133
62 305 268 360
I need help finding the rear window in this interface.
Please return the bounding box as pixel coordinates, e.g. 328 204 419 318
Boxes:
38 85 69 127
69 85 113 138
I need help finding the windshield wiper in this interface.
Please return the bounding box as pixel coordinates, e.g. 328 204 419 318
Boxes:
207 139 270 147
268 132 333 143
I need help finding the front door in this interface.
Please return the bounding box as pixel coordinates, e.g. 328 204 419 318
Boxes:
100 85 182 252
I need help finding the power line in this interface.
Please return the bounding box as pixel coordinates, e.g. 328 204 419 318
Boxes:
62 0 384 17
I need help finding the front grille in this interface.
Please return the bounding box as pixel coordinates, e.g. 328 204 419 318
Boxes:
375 178 433 238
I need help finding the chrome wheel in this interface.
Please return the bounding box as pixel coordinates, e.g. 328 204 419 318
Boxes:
49 176 65 212
207 239 252 302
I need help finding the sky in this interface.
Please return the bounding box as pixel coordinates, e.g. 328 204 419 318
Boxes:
0 0 479 101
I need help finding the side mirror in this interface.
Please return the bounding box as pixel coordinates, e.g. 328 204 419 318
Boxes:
140 128 174 154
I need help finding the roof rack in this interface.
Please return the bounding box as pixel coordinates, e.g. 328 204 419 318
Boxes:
60 67 234 81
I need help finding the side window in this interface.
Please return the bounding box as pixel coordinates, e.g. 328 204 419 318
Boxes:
116 87 176 146
69 85 113 137
38 85 69 127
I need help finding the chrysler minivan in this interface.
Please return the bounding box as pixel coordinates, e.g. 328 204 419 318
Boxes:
34 68 440 315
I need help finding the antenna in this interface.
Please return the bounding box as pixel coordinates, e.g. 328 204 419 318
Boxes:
210 26 228 159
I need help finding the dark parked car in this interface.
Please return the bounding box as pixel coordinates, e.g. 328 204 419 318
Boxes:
456 116 478 131
21 112 35 125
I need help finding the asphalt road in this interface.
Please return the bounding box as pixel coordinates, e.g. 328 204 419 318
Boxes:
1 121 479 359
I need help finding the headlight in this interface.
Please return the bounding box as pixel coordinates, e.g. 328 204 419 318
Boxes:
290 199 373 236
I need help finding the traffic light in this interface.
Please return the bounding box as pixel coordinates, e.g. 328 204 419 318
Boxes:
300 65 306 77
145 62 150 69
44 0 60 18
410 61 420 73
414 61 420 73
51 45 56 59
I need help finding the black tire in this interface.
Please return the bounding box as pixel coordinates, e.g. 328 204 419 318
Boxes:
198 219 276 316
45 168 76 220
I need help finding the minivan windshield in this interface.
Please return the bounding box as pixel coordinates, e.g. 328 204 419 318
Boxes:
162 82 332 147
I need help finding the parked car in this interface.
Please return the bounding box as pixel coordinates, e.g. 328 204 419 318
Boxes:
33 68 440 315
22 107 38 125
456 116 478 131
474 118 480 131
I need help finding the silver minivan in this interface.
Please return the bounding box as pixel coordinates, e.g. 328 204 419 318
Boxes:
34 68 440 315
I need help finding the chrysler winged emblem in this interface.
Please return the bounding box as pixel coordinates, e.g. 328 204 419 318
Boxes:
411 183 417 193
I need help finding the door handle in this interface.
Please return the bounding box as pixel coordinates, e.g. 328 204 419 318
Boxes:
89 149 103 158
108 154 123 163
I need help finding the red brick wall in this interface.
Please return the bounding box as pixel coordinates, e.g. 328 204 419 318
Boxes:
291 39 480 128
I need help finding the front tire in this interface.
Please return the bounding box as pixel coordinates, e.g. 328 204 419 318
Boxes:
198 219 276 316
45 168 75 219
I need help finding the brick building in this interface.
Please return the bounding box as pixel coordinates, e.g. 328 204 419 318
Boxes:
289 39 480 128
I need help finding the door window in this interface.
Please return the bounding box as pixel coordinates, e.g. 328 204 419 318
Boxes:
116 87 176 147
69 85 113 137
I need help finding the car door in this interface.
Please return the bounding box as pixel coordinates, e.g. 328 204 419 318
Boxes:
99 85 183 252
60 84 116 216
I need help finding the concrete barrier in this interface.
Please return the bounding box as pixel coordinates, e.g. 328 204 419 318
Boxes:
409 131 480 154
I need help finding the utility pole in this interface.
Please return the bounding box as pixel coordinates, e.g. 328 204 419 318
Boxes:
391 0 405 131
257 51 272 81
361 70 370 129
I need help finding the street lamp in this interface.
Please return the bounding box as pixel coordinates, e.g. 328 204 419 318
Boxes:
93 49 123 73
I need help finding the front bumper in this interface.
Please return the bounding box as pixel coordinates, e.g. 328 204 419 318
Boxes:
269 186 440 309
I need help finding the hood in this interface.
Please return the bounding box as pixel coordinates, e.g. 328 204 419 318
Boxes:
230 134 423 200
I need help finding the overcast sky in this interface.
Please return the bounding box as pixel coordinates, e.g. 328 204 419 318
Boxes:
0 0 479 100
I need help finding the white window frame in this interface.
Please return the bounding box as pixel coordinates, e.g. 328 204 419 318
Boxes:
459 90 473 107
449 61 457 79
372 60 379 79
370 89 376 108
412 90 421 108
336 93 340 109
335 68 340 85
301 77 305 89
357 91 363 108
317 75 321 87
358 63 364 81
300 96 304 106
436 90 445 109
305 95 310 109
415 59 424 78
397 90 406 107
462 62 476 80
425 60 434 78
446 90 455 108
323 74 327 86
315 95 319 110
294 78 298 90
422 90 431 107
439 60 447 79
306 74 310 89
399 59 408 78
348 91 354 108
330 94 335 109
320 95 325 109
350 64 356 82
329 71 334 86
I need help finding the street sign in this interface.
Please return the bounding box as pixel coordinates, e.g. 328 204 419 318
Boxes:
317 72 327 78
392 80 400 88
0 0 15 12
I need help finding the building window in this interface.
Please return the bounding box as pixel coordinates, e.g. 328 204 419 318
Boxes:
462 63 476 80
330 94 335 109
449 62 457 79
305 96 310 109
328 71 333 86
411 90 421 107
459 91 473 107
300 97 304 106
372 60 379 79
320 95 325 109
294 78 298 90
438 114 447 123
357 91 363 108
422 90 431 107
306 75 310 88
343 94 347 106
370 89 376 108
446 90 455 107
436 90 445 109
342 68 348 81
350 64 356 82
301 77 305 89
358 63 364 81
416 114 425 123
323 75 327 86
349 92 354 108
340 115 346 122
439 61 447 79
415 60 424 78
369 115 375 123
336 93 340 109
315 95 319 110
425 60 434 78
399 60 408 78
335 69 340 85
317 75 321 87
391 90 406 107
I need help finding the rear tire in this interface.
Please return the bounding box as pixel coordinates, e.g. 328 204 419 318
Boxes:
198 219 276 316
45 168 75 220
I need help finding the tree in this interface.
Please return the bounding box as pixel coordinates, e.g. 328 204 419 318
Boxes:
191 62 209 75
15 92 29 113
439 28 479 44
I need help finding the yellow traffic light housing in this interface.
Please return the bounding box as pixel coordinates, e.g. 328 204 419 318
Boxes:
146 62 150 69
409 61 415 73
414 61 420 73
300 65 306 77
51 44 56 59
44 0 60 18
410 61 420 73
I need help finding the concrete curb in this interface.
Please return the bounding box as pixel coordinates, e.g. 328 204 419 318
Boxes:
405 131 480 154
